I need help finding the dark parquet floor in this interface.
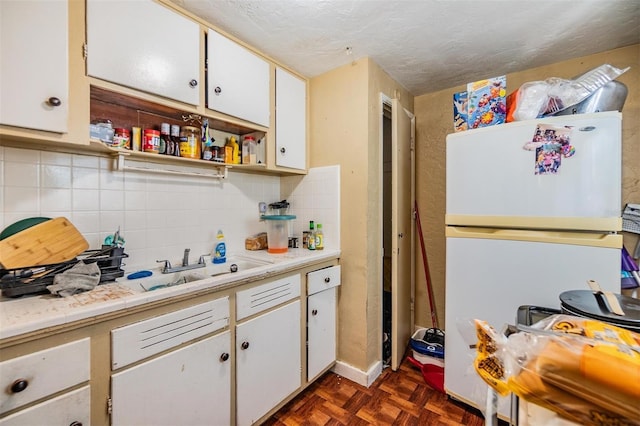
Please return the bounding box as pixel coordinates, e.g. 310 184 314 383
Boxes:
263 355 487 426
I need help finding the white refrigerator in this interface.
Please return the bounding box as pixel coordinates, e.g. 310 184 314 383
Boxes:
443 111 623 420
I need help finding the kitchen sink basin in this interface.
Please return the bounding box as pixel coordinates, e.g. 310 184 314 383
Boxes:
117 255 272 293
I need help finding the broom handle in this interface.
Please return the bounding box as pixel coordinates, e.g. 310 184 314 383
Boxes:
415 201 439 329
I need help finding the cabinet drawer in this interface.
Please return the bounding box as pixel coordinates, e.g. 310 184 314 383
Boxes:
0 386 90 426
307 265 341 296
237 274 301 320
0 338 90 415
111 297 229 369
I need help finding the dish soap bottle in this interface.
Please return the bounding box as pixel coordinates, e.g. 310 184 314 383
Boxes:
212 230 227 264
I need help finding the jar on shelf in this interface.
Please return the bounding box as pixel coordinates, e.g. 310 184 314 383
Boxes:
242 136 257 164
179 126 200 159
143 129 160 153
113 128 130 149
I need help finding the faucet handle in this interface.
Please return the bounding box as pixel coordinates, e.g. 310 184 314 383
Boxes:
156 259 172 271
198 254 210 264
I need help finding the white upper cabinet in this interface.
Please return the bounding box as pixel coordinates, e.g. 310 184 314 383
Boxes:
275 67 306 170
0 0 68 133
86 0 200 105
207 29 270 127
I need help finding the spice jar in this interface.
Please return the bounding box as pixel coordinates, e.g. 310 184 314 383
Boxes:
179 126 200 159
143 129 160 153
113 128 130 149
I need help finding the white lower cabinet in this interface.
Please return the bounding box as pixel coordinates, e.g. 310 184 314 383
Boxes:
110 298 231 425
111 332 231 426
307 265 341 381
0 338 90 421
0 386 90 426
307 288 337 380
236 275 301 426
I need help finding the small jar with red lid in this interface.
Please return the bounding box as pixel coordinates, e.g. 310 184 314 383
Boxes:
113 128 130 149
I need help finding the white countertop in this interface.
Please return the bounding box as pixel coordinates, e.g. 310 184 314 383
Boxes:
0 248 340 341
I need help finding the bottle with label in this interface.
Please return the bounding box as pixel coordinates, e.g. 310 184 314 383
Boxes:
315 223 324 250
242 136 257 164
212 230 227 264
180 126 200 159
230 136 240 164
170 125 181 157
159 123 170 155
308 221 316 250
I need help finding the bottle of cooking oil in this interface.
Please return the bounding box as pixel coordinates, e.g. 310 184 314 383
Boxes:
315 223 324 250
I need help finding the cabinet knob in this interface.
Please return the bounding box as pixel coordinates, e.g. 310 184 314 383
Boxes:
214 86 222 95
220 352 229 362
46 97 62 107
280 147 286 154
69 422 83 426
312 309 318 316
189 79 198 88
324 277 331 283
10 379 29 393
241 341 250 350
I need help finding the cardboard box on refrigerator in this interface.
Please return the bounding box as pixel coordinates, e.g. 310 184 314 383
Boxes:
453 91 468 132
467 75 507 129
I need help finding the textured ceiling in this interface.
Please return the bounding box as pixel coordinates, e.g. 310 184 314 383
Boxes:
170 0 640 96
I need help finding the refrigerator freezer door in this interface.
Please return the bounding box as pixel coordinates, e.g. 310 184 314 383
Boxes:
446 112 621 231
444 228 620 420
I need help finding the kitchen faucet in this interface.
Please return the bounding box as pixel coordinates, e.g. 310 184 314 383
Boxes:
156 249 208 274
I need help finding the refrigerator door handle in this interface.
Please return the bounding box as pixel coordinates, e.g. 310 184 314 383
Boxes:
445 226 622 249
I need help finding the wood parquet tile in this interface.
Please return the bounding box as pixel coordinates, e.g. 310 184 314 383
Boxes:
263 356 486 426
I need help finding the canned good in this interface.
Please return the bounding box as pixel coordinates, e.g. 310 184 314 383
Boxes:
179 126 200 159
113 128 130 149
143 129 160 153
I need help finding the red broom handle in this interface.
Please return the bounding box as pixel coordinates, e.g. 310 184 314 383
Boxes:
415 201 439 329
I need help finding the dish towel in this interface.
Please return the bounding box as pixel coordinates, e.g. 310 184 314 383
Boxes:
47 261 101 297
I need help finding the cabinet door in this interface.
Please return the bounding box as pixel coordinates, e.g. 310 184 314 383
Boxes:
86 0 200 105
307 288 337 380
111 332 231 426
236 301 301 426
0 386 90 426
207 29 270 127
0 0 68 133
275 67 306 170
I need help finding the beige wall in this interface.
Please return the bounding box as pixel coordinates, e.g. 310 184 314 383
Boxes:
414 44 640 331
309 58 413 372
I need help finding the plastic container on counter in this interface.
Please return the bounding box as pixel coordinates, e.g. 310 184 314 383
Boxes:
263 215 296 254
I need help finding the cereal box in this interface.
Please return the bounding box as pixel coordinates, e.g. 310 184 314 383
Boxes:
467 75 507 129
453 91 468 132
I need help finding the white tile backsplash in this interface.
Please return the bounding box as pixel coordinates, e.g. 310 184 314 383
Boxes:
282 165 340 249
1 149 338 269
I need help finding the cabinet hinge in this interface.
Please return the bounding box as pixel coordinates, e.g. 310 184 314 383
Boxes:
83 43 88 60
107 397 112 415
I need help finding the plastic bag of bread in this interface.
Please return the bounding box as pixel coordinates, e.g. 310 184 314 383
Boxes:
245 232 267 250
474 315 640 425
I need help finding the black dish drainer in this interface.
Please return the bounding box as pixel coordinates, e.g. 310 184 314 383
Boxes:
0 246 128 298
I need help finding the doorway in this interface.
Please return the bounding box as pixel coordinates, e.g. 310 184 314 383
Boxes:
381 96 415 371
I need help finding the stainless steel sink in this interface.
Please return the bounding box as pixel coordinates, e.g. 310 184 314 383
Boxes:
118 255 272 293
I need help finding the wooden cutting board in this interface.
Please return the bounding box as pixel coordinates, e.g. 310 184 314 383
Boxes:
0 217 89 269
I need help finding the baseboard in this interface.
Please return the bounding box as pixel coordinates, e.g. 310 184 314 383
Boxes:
331 359 383 387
